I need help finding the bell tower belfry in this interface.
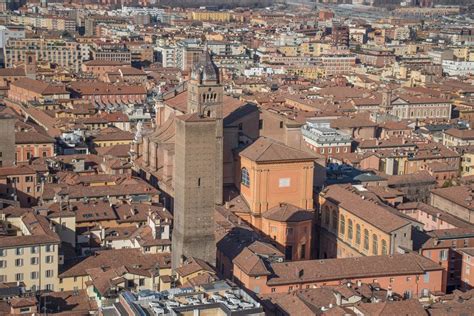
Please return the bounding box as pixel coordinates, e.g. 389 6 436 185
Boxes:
186 43 223 119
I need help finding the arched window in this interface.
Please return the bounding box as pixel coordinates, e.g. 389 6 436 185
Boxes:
382 239 388 255
355 224 361 245
363 229 369 250
348 219 353 240
372 234 378 255
339 215 345 236
241 168 250 187
332 210 337 231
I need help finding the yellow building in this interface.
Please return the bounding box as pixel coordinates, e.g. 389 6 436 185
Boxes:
190 11 231 22
175 257 216 286
319 185 412 259
58 249 172 293
287 66 324 79
92 127 134 148
277 45 299 57
460 150 474 177
0 210 60 292
299 42 329 57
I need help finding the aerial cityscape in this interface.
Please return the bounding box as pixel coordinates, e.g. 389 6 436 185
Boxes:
0 0 472 315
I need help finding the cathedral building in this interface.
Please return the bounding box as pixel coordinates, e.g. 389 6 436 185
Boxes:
132 46 260 269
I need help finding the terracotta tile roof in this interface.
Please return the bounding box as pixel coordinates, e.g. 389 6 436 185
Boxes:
418 228 474 250
240 137 316 163
267 291 316 315
322 185 410 233
181 272 218 288
21 106 61 137
232 247 271 276
397 202 473 229
425 161 458 172
387 171 436 186
86 266 128 296
175 257 215 278
40 290 98 314
355 299 426 316
444 128 474 140
11 78 68 95
15 130 55 144
114 203 171 223
0 212 60 248
101 112 130 122
0 67 25 77
428 228 474 240
379 120 411 130
10 297 37 309
431 185 474 211
95 144 131 158
59 248 171 278
83 60 130 66
331 113 378 129
262 203 314 222
41 177 158 201
117 67 146 76
266 253 442 286
0 165 36 177
93 127 134 142
69 82 146 96
49 201 117 223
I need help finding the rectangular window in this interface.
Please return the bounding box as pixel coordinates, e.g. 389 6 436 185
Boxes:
0 249 5 257
31 272 39 279
423 272 430 283
31 257 38 265
45 270 54 278
0 261 6 268
45 256 53 264
15 273 23 281
45 245 54 252
0 275 6 282
46 284 53 291
279 178 291 188
16 248 23 255
31 246 38 254
15 259 23 267
300 244 306 259
440 250 448 261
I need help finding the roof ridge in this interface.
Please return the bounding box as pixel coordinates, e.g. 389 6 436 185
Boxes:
255 139 273 161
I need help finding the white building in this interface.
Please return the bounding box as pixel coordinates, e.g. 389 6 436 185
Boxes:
0 25 25 49
442 60 474 77
156 45 175 68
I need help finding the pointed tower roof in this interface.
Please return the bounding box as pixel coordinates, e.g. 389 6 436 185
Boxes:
190 42 219 84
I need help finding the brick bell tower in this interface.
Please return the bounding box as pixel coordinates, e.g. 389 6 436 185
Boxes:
172 44 223 270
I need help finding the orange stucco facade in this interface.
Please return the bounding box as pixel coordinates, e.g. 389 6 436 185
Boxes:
234 263 444 297
239 157 314 217
236 155 315 260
